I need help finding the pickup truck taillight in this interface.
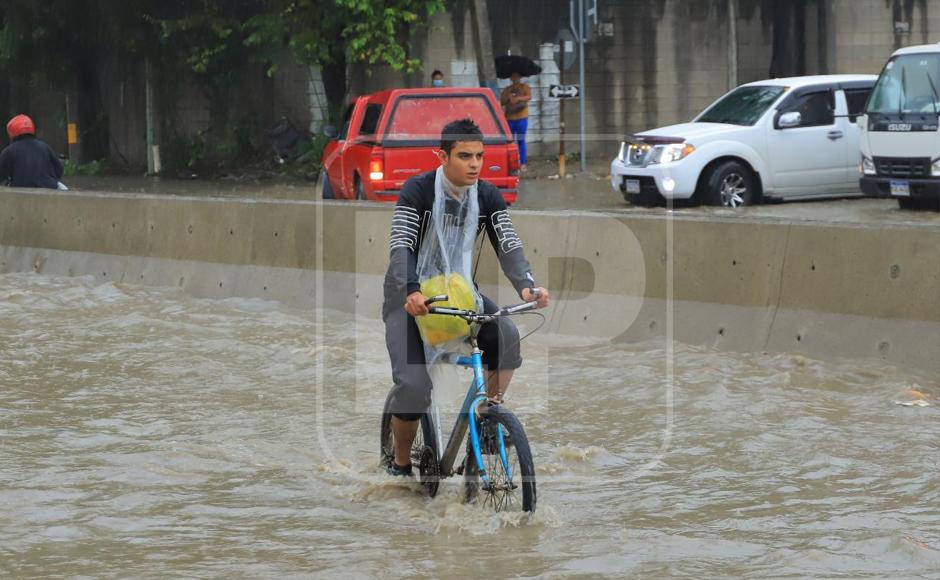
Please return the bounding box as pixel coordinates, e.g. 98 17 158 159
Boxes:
369 152 384 181
508 145 521 175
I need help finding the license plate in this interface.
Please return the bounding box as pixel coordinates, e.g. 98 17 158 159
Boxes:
625 179 641 194
890 180 910 197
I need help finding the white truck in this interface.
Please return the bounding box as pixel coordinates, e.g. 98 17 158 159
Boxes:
859 44 940 210
611 75 876 207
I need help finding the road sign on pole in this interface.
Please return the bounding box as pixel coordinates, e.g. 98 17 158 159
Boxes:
549 84 580 99
553 28 576 71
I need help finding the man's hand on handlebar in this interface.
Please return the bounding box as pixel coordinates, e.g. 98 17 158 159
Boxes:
404 291 431 317
521 287 550 309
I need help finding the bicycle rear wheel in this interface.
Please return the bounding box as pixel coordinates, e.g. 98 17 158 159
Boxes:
380 390 440 497
463 405 536 513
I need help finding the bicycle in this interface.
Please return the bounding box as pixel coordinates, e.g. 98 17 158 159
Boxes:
380 293 543 513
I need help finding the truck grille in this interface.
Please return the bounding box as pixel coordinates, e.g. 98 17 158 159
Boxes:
874 157 931 178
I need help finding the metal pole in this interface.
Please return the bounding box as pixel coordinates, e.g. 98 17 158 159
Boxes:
65 93 79 162
559 55 566 178
578 0 586 172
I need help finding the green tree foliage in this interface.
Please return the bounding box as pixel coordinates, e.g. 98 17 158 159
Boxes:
245 0 443 72
0 0 166 157
243 0 444 118
0 0 443 166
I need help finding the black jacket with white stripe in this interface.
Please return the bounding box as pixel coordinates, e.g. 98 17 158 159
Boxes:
383 171 535 310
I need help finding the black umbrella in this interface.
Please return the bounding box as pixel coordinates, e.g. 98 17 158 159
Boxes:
495 54 541 79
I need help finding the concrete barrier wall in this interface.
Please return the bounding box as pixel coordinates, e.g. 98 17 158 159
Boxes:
1 189 938 373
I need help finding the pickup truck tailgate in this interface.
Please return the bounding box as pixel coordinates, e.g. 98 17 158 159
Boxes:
382 146 512 190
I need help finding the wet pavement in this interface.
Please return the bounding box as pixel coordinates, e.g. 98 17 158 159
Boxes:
63 172 940 228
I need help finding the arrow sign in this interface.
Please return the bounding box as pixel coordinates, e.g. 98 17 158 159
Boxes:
549 84 580 99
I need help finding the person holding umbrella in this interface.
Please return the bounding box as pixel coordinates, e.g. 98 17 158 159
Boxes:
496 54 541 174
500 73 531 172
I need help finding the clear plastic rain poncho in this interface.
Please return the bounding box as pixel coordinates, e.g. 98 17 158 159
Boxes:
414 166 484 369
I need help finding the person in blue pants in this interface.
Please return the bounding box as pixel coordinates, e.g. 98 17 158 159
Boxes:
500 73 531 172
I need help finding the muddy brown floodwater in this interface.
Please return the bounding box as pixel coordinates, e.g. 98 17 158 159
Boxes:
1 273 938 576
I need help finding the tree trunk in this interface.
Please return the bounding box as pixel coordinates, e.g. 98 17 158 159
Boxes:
76 61 108 162
321 45 348 124
470 0 497 85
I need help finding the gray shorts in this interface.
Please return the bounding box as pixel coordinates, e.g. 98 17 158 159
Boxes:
383 293 522 418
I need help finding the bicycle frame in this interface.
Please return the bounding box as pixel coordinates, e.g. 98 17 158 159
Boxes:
435 338 512 485
423 296 540 486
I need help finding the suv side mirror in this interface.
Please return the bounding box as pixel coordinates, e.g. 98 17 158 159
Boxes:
323 125 338 139
778 112 802 128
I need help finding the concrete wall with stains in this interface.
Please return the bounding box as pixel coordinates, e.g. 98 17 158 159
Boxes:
1 188 938 373
827 0 936 75
354 0 940 159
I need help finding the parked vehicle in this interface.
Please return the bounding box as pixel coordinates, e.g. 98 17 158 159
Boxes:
859 44 940 210
319 88 521 203
610 75 877 207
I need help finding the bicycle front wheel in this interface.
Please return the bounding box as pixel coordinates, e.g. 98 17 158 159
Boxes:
380 390 440 497
464 405 536 513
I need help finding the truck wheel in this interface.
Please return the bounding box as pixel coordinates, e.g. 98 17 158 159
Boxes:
702 161 754 207
320 170 334 199
898 198 916 210
355 176 366 200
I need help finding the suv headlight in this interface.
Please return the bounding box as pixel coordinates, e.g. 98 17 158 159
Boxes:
861 156 876 175
649 143 695 164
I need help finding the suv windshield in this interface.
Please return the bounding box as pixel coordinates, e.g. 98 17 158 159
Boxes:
696 85 787 125
867 53 940 115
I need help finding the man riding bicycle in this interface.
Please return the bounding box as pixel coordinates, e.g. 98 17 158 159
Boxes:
383 118 550 477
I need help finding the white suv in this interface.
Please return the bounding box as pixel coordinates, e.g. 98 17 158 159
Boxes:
610 75 877 207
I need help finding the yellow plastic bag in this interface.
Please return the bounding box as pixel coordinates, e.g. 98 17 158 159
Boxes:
416 273 477 346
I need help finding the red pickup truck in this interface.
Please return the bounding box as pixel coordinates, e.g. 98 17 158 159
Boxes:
320 88 521 203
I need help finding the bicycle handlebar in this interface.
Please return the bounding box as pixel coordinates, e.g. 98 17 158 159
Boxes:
426 294 539 322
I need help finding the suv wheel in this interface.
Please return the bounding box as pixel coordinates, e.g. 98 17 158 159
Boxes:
320 170 334 199
702 161 754 207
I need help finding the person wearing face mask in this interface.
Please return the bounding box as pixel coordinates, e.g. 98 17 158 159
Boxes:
431 70 445 88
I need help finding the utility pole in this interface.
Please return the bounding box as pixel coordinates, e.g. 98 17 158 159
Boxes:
559 57 566 178
65 92 81 163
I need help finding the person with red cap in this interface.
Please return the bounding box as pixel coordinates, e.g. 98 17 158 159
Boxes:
0 114 65 189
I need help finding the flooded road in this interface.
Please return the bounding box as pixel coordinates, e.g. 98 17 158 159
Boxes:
2 273 938 577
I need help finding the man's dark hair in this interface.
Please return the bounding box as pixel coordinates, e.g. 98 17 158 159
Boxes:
440 118 483 154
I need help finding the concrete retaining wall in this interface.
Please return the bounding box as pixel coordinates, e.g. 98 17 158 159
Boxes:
1 189 937 373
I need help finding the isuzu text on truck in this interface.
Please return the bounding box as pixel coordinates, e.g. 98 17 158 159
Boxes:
860 44 940 210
